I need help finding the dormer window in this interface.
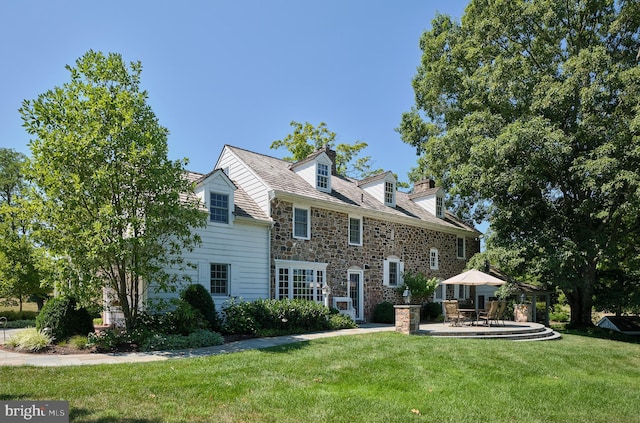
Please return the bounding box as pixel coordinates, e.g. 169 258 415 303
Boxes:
317 163 329 191
436 196 444 218
357 171 397 207
289 149 333 193
384 181 395 206
409 179 445 218
210 192 230 224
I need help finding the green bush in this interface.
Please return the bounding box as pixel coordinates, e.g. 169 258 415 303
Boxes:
327 313 358 330
35 296 94 342
221 298 355 336
180 284 218 331
2 319 36 329
5 328 53 352
0 310 38 321
372 301 395 324
171 301 207 335
422 302 442 320
550 304 570 322
220 299 258 335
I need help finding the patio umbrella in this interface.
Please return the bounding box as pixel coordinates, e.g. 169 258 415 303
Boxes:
440 269 506 286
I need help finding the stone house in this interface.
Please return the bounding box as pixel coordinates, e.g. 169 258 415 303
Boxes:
211 145 481 322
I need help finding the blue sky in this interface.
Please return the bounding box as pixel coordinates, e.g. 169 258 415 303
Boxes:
1 1 470 184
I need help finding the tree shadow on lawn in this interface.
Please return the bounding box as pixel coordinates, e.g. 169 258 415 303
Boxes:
556 325 640 344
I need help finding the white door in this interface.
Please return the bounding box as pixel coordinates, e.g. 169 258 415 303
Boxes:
348 269 364 321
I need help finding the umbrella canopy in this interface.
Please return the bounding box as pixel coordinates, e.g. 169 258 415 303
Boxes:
440 269 506 286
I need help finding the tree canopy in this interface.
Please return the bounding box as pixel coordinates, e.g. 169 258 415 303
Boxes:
271 121 383 180
398 0 640 327
0 148 51 311
20 50 208 331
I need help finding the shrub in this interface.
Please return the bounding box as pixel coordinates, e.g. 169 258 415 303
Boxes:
35 296 94 342
221 298 354 336
372 301 395 324
328 313 357 330
3 319 36 329
180 284 218 330
5 328 53 352
0 310 38 321
68 335 90 349
220 298 257 335
550 304 570 322
422 302 442 320
171 301 206 335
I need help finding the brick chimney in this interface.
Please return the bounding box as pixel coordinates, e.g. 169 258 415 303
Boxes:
322 145 338 175
413 179 437 194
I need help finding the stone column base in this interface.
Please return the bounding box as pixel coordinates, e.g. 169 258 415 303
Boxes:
394 305 421 334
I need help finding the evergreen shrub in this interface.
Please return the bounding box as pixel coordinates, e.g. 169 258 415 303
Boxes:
372 301 395 324
35 296 94 342
180 284 218 330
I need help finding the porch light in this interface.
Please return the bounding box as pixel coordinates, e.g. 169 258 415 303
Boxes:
322 283 331 308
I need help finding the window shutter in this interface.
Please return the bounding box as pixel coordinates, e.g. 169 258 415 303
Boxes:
198 261 209 287
399 261 405 285
383 260 389 286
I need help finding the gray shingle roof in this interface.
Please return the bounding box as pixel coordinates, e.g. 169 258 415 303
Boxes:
187 170 270 222
226 145 479 234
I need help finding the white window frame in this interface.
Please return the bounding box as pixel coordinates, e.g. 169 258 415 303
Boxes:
293 205 311 239
436 196 444 218
457 236 466 259
210 263 230 296
430 248 439 270
348 215 362 246
274 260 327 302
384 181 395 206
316 162 330 192
383 256 404 287
209 191 230 224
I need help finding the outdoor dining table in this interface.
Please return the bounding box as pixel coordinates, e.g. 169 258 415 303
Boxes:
458 309 479 325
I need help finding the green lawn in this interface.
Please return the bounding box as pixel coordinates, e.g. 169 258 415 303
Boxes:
2 332 639 422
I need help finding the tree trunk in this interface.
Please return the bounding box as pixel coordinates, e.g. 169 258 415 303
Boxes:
566 262 597 328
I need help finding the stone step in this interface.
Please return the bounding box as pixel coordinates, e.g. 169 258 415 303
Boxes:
422 324 562 342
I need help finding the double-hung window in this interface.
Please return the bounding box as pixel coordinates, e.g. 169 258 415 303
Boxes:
384 181 395 206
457 236 466 259
210 263 229 295
316 163 329 191
210 192 229 223
436 196 444 218
293 206 310 239
383 256 404 287
348 216 362 246
430 248 439 270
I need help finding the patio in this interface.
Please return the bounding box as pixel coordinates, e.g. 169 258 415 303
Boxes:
416 321 561 341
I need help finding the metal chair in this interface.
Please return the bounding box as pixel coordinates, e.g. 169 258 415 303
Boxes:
479 301 499 326
443 300 466 326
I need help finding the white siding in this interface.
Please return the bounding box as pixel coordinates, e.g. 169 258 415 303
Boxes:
218 149 271 215
151 219 270 306
292 160 316 188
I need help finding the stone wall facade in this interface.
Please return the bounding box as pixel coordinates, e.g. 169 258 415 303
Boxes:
270 198 481 321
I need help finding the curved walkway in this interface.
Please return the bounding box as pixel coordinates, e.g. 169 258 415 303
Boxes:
0 324 395 367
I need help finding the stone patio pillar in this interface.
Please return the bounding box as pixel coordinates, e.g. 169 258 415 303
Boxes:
394 305 421 334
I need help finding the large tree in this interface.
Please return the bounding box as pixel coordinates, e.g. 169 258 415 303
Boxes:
20 50 207 331
0 148 50 311
398 0 640 327
271 121 383 179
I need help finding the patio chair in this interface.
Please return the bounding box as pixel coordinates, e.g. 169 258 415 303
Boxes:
443 300 466 327
479 301 499 326
495 301 507 326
